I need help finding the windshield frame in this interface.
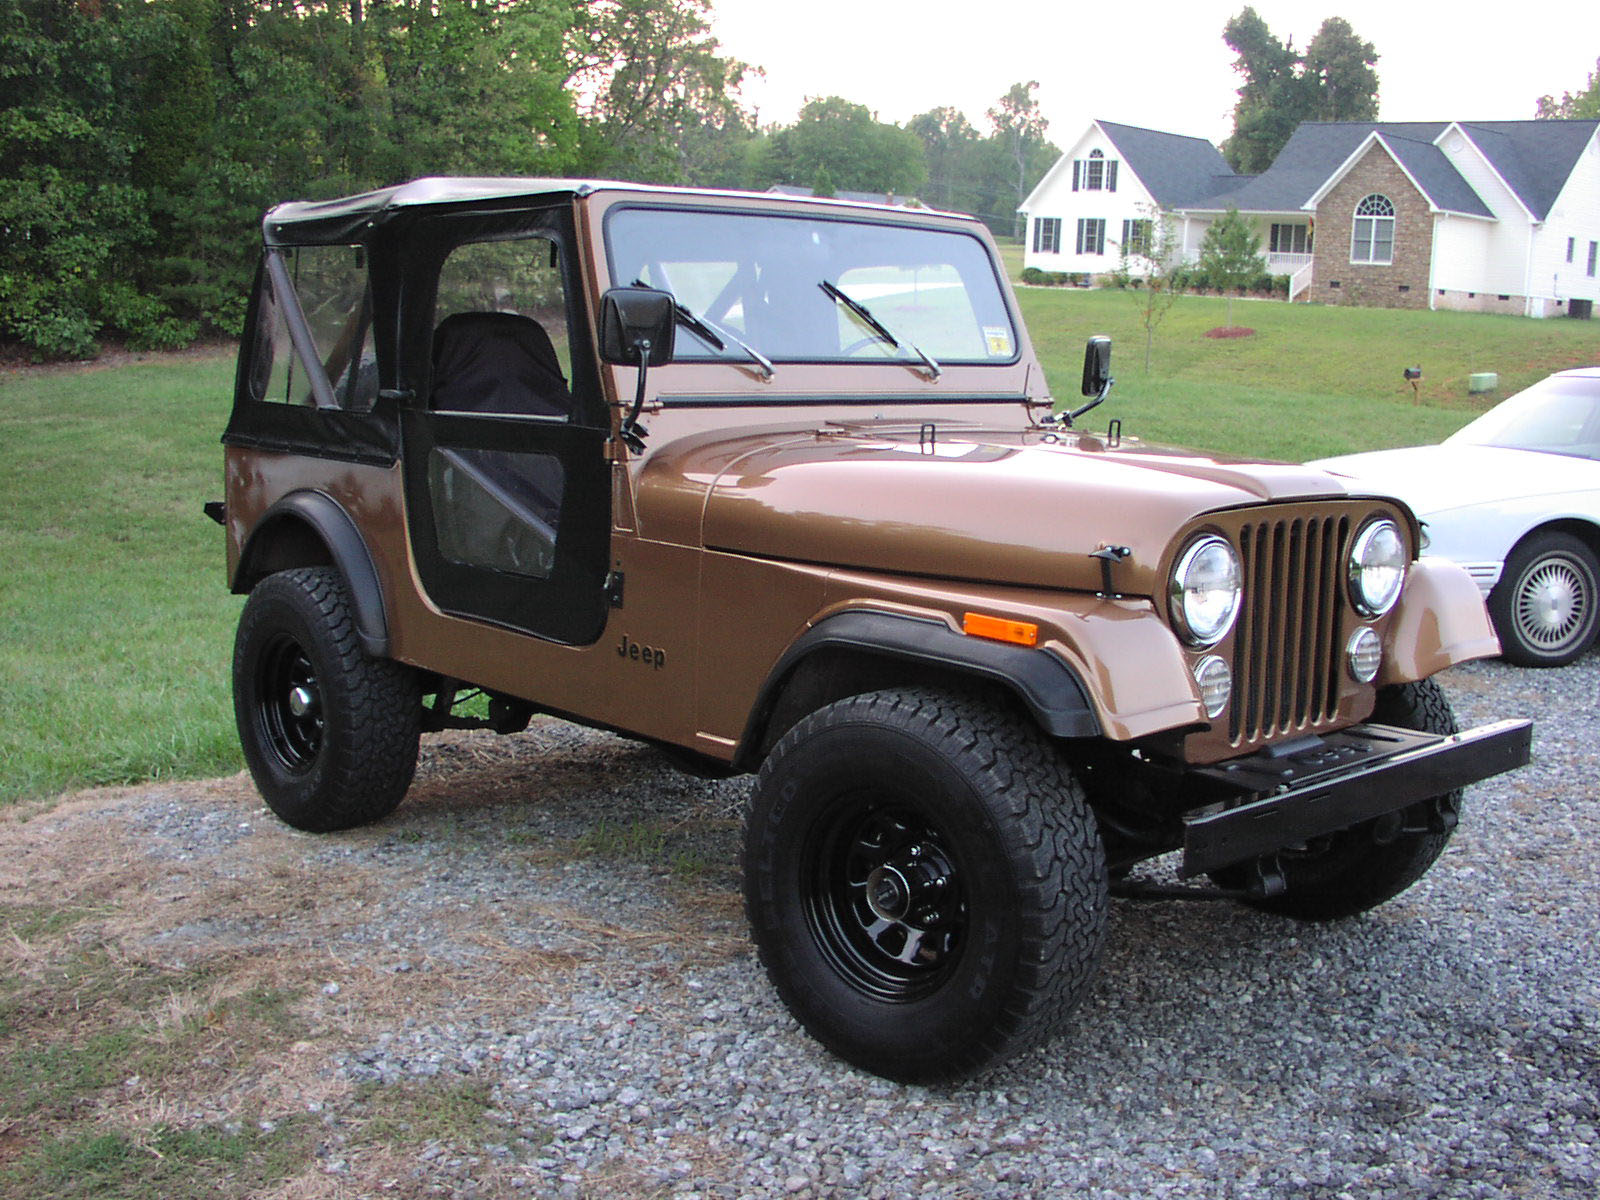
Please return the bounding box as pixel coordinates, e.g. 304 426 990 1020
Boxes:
600 201 1021 371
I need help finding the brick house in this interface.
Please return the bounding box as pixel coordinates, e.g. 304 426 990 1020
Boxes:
1020 119 1600 318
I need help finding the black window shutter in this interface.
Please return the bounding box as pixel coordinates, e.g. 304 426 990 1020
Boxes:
1072 161 1080 192
1107 161 1118 192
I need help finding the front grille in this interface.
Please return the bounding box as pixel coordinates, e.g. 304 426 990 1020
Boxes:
1229 515 1350 744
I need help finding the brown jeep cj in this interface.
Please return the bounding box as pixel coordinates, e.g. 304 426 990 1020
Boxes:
213 178 1531 1082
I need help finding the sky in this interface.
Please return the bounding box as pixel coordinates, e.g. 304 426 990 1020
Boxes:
708 0 1600 146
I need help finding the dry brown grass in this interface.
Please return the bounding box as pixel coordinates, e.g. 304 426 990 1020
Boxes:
0 733 748 1198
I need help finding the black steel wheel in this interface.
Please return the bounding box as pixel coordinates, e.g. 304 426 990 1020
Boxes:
234 567 420 831
1488 531 1600 667
254 632 324 773
744 688 1107 1083
804 800 967 1005
1214 679 1462 921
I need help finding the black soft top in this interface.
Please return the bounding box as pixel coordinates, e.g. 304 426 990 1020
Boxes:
262 177 599 246
261 177 943 246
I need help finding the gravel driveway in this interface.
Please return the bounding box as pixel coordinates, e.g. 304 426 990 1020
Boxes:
3 656 1595 1198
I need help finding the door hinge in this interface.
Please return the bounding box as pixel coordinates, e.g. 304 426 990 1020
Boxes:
604 571 625 607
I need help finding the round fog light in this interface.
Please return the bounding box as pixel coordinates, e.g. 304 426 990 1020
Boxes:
1347 626 1382 682
1193 655 1233 718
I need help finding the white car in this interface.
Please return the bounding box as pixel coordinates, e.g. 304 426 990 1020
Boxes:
1315 367 1600 667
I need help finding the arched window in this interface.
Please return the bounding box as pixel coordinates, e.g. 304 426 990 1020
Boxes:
1351 193 1395 264
1071 147 1119 192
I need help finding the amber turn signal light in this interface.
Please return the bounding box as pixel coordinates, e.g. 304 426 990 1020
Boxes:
961 612 1039 647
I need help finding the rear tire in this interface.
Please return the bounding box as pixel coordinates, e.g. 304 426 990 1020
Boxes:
1213 679 1460 921
1488 531 1599 667
234 567 420 831
743 688 1107 1082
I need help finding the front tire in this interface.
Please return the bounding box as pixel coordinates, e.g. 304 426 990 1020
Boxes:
1488 531 1600 667
743 689 1107 1082
1214 679 1461 921
234 567 421 831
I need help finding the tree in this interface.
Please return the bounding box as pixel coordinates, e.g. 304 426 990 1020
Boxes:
987 81 1048 234
566 0 754 180
1300 18 1379 122
0 0 756 360
1197 208 1263 327
751 97 926 196
907 106 978 211
1222 8 1379 173
0 0 168 357
1114 205 1182 371
1537 57 1600 119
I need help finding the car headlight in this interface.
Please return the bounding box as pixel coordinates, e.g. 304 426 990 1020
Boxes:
1170 535 1242 646
1348 519 1406 616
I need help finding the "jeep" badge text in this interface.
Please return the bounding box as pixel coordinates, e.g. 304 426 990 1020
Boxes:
616 634 665 669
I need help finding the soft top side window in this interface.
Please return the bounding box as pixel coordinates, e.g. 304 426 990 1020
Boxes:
429 236 574 417
248 245 376 412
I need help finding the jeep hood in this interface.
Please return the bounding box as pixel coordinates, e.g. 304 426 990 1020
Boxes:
640 424 1354 596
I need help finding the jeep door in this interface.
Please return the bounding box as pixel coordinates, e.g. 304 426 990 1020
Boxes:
397 207 611 646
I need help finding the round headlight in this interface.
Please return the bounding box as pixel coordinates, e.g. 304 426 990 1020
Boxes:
1171 535 1242 646
1348 520 1406 616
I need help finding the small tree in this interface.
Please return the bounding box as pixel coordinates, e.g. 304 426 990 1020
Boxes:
1537 56 1600 119
1197 207 1264 327
1117 204 1183 371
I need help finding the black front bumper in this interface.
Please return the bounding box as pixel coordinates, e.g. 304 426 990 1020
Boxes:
1178 719 1533 878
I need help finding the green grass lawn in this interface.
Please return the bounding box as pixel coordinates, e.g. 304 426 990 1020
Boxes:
2 296 1597 805
0 354 244 804
1018 287 1600 460
994 236 1024 283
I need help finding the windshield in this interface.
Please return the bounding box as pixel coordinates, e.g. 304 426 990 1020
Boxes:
1447 374 1600 460
604 207 1018 366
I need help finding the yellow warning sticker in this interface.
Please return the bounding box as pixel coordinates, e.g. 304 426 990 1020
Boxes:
984 326 1012 356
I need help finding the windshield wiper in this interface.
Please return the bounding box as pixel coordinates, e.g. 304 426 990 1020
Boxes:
818 279 942 380
633 279 774 380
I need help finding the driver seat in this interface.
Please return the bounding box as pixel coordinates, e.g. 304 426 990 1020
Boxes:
429 312 571 417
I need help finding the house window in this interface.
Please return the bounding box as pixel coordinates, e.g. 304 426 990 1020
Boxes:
1351 194 1395 264
1032 217 1062 254
1121 219 1152 256
1076 218 1106 255
1270 223 1313 255
1589 241 1598 277
1071 151 1119 193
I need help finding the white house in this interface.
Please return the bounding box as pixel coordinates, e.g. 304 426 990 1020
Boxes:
1020 118 1600 317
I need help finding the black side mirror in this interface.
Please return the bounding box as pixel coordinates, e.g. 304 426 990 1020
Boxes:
600 287 676 454
1064 335 1115 425
599 287 675 367
1080 335 1111 397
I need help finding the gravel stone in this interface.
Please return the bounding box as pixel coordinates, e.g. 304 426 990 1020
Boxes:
31 656 1600 1196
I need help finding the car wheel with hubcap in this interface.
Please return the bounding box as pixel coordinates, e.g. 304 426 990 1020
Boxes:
1212 679 1461 921
1489 531 1600 667
743 688 1107 1082
234 566 421 831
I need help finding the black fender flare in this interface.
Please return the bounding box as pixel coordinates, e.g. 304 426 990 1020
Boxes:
234 491 390 658
737 609 1099 769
